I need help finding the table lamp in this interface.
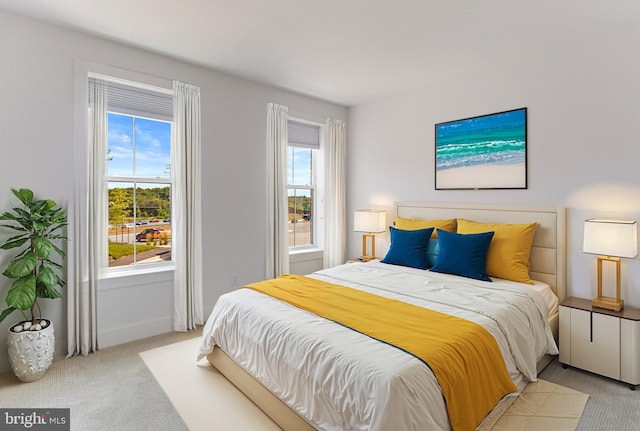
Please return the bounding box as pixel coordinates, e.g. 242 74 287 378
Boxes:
583 219 638 311
354 209 386 260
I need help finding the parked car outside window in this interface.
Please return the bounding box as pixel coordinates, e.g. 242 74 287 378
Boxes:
136 228 163 242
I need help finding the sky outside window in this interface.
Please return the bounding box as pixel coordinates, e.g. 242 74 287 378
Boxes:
107 113 171 178
288 147 312 185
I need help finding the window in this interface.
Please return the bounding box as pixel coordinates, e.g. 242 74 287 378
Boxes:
90 75 174 269
287 119 320 249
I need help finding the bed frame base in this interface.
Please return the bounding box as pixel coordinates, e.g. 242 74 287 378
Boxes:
207 347 316 431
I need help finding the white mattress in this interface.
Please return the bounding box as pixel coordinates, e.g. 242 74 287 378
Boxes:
199 261 559 431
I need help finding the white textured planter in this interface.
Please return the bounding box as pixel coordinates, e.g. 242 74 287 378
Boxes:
8 320 55 383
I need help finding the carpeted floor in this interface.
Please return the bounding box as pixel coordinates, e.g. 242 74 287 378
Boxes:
539 359 640 431
0 330 198 431
1 328 636 431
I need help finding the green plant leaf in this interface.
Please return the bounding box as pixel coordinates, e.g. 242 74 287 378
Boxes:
0 235 29 250
12 188 34 205
7 275 36 310
0 306 16 324
49 225 68 235
0 213 30 230
50 243 66 259
5 251 37 278
0 212 19 221
37 283 62 300
0 223 28 232
33 237 52 259
37 265 58 288
13 207 30 220
43 259 63 270
32 199 48 213
3 233 28 242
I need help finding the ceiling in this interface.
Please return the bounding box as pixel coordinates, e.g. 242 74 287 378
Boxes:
0 0 634 106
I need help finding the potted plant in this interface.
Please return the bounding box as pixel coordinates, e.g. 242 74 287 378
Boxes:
0 188 67 382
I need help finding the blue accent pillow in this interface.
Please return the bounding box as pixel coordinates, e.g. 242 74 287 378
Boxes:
431 229 494 282
426 238 440 268
381 226 434 270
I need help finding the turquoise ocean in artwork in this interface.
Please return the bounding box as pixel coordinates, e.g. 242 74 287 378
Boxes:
435 109 526 171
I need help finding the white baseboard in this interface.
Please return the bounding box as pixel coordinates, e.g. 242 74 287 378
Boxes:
98 316 174 349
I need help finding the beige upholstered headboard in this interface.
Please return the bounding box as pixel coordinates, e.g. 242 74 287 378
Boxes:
394 202 566 301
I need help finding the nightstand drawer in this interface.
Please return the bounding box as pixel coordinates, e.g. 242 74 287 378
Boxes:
569 308 620 380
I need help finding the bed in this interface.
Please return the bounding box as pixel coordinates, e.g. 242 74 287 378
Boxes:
198 202 566 431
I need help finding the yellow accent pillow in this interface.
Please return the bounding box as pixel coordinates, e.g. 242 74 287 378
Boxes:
395 217 457 238
456 219 537 284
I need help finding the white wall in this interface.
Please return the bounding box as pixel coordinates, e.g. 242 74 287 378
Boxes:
346 14 640 308
0 10 346 373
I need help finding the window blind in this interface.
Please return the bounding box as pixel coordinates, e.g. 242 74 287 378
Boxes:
88 74 173 122
288 119 320 149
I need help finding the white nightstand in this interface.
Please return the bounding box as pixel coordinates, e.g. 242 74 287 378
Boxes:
559 297 640 390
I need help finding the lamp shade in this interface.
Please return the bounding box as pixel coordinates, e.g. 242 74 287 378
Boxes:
583 219 638 258
354 209 386 233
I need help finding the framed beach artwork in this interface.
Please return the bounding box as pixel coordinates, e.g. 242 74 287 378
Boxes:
435 107 527 190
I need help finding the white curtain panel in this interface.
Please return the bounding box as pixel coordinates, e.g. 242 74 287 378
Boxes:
172 81 204 332
67 76 107 357
265 103 290 278
323 118 347 268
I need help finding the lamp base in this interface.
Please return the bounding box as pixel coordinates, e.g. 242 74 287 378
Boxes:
592 255 624 311
356 256 376 262
361 233 376 261
592 296 624 312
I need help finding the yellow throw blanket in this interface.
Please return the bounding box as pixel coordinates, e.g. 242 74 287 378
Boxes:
244 274 517 431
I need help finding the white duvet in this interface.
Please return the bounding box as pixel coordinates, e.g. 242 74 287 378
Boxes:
198 261 559 431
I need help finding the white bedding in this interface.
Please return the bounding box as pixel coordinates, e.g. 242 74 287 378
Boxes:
198 261 559 431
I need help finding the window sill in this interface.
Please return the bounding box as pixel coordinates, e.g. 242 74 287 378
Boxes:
101 262 175 290
289 248 324 263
